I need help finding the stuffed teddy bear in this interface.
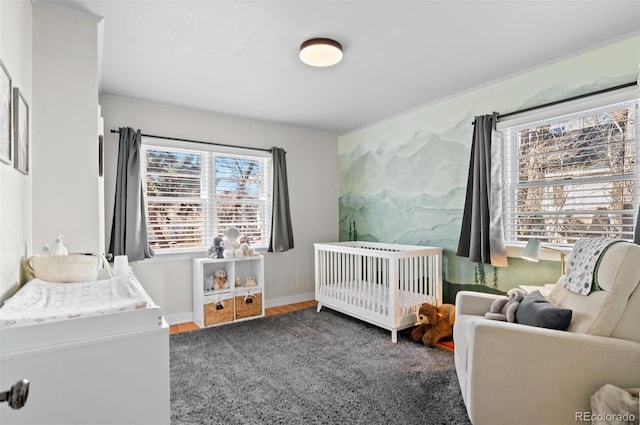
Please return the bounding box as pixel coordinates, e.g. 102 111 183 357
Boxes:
411 302 456 347
484 288 526 323
213 268 229 290
236 242 254 257
222 226 242 258
207 236 224 259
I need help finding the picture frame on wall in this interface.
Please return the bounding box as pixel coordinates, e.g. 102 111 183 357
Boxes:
0 57 12 165
13 87 28 175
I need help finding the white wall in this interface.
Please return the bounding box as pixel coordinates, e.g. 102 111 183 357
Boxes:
32 4 103 256
0 0 32 302
100 95 338 323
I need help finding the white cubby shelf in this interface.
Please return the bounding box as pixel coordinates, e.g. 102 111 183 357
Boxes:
192 255 265 328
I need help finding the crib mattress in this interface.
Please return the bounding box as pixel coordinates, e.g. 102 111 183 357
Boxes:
0 273 164 355
318 281 435 317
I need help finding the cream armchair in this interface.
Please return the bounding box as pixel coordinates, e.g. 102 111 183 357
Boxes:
453 241 640 425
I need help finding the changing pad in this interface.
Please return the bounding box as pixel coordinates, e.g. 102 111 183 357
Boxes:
0 273 149 328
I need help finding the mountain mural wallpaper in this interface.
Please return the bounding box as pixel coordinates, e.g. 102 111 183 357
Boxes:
337 34 639 302
339 119 469 248
338 113 535 301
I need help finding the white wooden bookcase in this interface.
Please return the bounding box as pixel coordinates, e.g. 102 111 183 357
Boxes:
192 256 265 328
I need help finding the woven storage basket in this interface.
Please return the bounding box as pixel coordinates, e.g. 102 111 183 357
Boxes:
204 294 234 326
235 291 262 319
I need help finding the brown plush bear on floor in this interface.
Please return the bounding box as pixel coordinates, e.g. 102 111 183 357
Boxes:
411 302 456 347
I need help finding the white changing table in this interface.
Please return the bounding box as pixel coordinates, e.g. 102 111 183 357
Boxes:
0 272 170 425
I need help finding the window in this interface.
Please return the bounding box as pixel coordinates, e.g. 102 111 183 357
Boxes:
142 142 272 252
503 98 639 246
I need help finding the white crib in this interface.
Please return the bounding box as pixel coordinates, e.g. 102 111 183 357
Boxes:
314 241 442 342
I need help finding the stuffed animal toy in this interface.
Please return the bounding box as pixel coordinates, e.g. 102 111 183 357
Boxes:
411 303 456 347
207 236 224 259
222 226 242 258
236 242 255 257
204 275 214 292
244 276 257 287
213 268 229 290
484 288 526 323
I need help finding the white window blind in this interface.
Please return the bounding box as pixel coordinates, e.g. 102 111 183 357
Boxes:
503 98 639 246
142 143 272 252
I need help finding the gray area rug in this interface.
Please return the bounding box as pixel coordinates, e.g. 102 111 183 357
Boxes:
170 307 471 425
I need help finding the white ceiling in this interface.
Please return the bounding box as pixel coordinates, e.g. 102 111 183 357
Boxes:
45 1 640 134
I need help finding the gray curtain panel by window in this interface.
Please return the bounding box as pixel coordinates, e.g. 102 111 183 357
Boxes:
268 147 294 252
108 127 154 261
457 113 508 267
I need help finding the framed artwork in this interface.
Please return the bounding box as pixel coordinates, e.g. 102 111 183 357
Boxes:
13 87 28 175
0 57 11 165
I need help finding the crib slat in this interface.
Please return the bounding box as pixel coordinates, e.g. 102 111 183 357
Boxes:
332 251 337 297
367 256 375 311
357 253 362 309
345 252 350 303
351 252 355 306
341 252 345 303
377 257 382 315
389 257 396 320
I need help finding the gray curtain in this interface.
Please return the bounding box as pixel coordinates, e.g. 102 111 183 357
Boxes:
109 127 154 261
457 114 508 267
268 147 294 252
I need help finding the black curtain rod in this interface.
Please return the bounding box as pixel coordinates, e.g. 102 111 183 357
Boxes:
109 129 273 153
473 80 637 125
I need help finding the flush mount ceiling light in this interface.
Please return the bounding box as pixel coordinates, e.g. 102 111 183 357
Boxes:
299 38 343 67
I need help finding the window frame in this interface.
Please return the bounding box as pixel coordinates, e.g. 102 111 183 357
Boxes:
141 137 273 255
498 87 639 249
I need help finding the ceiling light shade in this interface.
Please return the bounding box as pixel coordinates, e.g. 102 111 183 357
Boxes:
299 38 343 67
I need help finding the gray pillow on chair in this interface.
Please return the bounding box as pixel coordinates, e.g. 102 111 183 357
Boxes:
516 290 572 330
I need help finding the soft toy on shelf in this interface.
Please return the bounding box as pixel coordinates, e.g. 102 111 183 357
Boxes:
222 226 242 258
236 242 255 257
240 235 255 255
484 287 526 323
213 268 229 290
203 275 214 292
207 236 224 259
244 276 257 287
411 303 456 347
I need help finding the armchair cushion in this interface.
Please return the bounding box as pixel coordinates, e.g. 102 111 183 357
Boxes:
516 290 572 330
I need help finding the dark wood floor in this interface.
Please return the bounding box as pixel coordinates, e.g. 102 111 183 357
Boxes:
169 300 318 335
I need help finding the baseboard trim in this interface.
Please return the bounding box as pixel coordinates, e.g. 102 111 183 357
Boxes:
264 292 315 309
164 312 194 326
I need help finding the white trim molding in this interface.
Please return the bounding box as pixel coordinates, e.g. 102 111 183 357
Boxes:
264 292 315 309
164 312 194 326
